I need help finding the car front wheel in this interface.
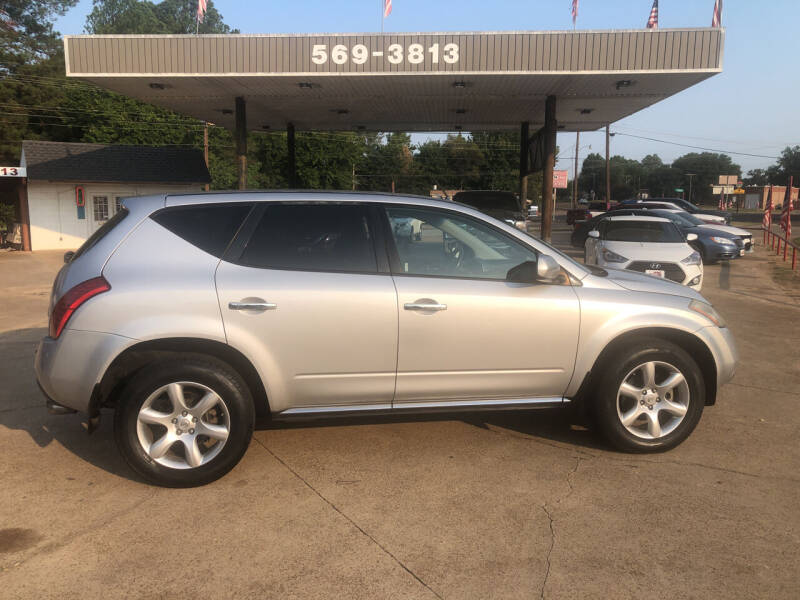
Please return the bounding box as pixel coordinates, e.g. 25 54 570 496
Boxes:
593 339 705 452
114 357 254 487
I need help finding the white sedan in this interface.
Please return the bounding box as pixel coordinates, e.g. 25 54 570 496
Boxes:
585 216 704 290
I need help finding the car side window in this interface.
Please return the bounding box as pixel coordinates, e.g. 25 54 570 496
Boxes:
239 204 377 273
385 206 537 280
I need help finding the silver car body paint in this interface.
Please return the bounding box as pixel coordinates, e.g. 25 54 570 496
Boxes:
35 192 738 416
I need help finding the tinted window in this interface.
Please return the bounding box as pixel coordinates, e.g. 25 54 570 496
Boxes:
604 220 684 243
153 204 252 258
386 207 537 280
239 204 377 273
453 192 520 213
71 208 129 262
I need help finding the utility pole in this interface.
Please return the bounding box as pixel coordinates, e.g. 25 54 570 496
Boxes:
352 163 356 191
605 124 611 209
203 121 210 192
687 173 696 204
573 131 580 208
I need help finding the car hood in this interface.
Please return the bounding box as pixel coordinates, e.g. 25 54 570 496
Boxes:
605 241 695 262
604 267 705 300
695 213 726 223
698 223 751 237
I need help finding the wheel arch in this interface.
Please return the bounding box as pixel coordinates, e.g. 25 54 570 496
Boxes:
572 327 718 407
93 337 271 419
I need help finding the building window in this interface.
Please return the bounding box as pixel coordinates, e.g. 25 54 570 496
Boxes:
93 196 109 222
114 197 122 213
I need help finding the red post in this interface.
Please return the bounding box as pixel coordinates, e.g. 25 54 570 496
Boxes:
784 237 789 261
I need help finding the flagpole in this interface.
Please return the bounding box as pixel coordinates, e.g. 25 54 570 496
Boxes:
380 0 383 34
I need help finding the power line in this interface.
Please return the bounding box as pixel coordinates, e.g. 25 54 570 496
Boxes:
611 132 781 160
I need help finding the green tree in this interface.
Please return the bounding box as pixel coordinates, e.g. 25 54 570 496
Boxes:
85 0 235 35
671 153 741 204
1 0 77 72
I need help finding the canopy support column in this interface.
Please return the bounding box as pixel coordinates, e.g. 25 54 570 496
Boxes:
518 121 529 215
235 96 247 190
540 95 557 242
287 123 297 188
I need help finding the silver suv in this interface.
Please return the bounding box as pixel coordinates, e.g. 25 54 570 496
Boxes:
35 192 737 487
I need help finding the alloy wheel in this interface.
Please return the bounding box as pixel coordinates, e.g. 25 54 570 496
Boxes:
136 381 230 469
616 361 690 440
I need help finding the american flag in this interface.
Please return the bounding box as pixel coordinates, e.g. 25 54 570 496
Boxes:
646 0 658 29
384 0 392 18
780 177 793 240
762 185 773 230
572 0 579 26
712 0 723 27
197 0 207 24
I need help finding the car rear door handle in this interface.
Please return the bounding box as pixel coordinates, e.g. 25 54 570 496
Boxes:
404 302 447 312
229 301 277 311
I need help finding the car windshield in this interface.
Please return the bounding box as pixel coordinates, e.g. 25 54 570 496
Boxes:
671 210 705 226
454 192 520 213
651 209 697 228
604 220 684 243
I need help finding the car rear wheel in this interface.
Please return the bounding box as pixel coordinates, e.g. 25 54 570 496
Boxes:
114 358 254 487
593 339 705 452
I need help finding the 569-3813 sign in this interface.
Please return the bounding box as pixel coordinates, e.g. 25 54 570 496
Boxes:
311 42 459 66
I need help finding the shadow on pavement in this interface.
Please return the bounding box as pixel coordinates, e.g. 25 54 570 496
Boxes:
0 325 608 485
0 327 143 483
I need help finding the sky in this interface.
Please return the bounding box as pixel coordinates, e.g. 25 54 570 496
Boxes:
54 0 800 178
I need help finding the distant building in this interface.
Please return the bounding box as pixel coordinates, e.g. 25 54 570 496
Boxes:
743 185 799 210
16 141 210 251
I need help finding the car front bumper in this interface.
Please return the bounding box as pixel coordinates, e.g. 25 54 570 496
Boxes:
35 329 134 414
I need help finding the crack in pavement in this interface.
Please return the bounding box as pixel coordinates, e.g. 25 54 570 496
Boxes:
539 504 555 600
253 436 444 600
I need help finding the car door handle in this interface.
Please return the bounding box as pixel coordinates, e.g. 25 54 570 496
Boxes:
228 301 277 311
404 302 447 312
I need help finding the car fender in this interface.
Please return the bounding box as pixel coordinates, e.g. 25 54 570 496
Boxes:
566 289 711 398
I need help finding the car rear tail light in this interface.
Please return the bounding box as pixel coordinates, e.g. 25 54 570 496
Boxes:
49 276 111 339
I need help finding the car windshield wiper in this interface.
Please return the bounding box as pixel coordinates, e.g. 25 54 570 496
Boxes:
585 264 608 277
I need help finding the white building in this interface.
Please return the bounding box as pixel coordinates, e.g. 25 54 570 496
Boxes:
20 141 210 251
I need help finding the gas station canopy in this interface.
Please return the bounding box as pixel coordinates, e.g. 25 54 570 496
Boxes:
63 29 724 132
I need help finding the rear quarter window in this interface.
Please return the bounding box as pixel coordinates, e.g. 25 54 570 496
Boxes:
70 208 129 262
152 204 252 258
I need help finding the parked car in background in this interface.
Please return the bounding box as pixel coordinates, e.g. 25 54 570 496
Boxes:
573 209 743 263
453 190 527 230
623 198 730 225
35 192 736 486
648 209 753 254
567 202 615 225
584 215 704 289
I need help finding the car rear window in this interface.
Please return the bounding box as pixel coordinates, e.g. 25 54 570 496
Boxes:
604 221 684 243
70 208 129 262
238 204 377 273
152 204 252 258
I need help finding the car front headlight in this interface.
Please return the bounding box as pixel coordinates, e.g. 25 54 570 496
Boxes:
601 248 628 263
681 251 702 266
711 236 735 246
689 300 727 328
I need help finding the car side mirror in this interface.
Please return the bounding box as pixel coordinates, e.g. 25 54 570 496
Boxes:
588 230 600 239
63 251 75 264
686 233 698 241
506 255 561 284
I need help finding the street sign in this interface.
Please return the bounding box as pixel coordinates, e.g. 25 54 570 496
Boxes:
0 166 26 177
553 170 568 189
674 188 684 192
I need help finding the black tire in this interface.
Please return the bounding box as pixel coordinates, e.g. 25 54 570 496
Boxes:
593 338 705 453
114 357 255 487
